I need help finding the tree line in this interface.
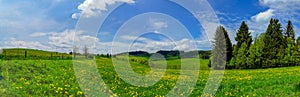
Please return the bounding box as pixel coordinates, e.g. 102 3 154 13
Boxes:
211 18 300 69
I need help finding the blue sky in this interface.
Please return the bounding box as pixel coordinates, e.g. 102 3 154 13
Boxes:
1 0 300 54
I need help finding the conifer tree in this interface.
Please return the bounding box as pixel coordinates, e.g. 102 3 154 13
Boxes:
233 21 252 69
263 18 285 68
211 26 232 69
236 42 248 69
235 21 252 49
285 20 295 43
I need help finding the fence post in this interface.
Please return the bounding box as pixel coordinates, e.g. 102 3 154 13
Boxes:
25 51 27 58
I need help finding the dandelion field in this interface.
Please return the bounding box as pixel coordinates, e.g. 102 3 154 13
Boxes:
0 57 300 96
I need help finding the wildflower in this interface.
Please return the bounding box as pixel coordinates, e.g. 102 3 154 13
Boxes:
50 84 54 87
65 84 70 87
77 91 83 95
57 87 63 91
25 82 30 85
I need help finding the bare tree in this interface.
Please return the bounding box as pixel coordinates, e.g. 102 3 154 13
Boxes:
0 48 3 54
83 45 89 59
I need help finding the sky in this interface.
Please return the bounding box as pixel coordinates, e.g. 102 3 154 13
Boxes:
0 0 300 54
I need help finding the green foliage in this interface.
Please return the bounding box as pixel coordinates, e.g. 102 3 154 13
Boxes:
231 19 300 69
247 34 265 69
227 57 236 69
207 60 211 68
283 37 295 66
235 43 248 69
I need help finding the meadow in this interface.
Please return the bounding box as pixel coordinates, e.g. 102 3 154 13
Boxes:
0 56 300 96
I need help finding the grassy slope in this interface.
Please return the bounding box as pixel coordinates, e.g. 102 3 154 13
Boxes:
2 48 69 55
0 56 299 96
1 48 72 60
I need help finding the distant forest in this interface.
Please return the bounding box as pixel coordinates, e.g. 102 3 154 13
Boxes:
212 18 300 69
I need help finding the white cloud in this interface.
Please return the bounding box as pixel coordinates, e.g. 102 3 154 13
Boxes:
151 21 168 30
71 13 81 19
30 29 100 52
259 0 300 10
80 35 99 43
251 9 274 23
29 32 48 37
4 38 50 50
120 35 148 41
74 0 135 18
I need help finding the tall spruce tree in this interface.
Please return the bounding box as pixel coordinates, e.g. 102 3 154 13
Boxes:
233 21 252 69
285 20 295 43
283 21 296 67
235 21 252 49
211 26 232 69
263 18 285 68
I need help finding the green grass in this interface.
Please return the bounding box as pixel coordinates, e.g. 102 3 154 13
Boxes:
0 57 299 96
0 60 83 96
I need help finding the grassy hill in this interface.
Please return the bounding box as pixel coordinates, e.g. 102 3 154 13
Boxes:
0 48 72 60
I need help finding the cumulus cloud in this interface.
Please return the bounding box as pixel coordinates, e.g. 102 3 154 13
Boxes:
29 32 48 37
251 9 274 23
73 0 135 19
49 30 98 49
4 38 49 50
259 0 300 10
120 35 149 41
30 29 100 52
71 13 81 19
151 21 168 30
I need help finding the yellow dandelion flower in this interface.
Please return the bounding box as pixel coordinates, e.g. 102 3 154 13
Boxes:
57 87 63 91
25 82 30 85
50 84 54 87
77 91 83 95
